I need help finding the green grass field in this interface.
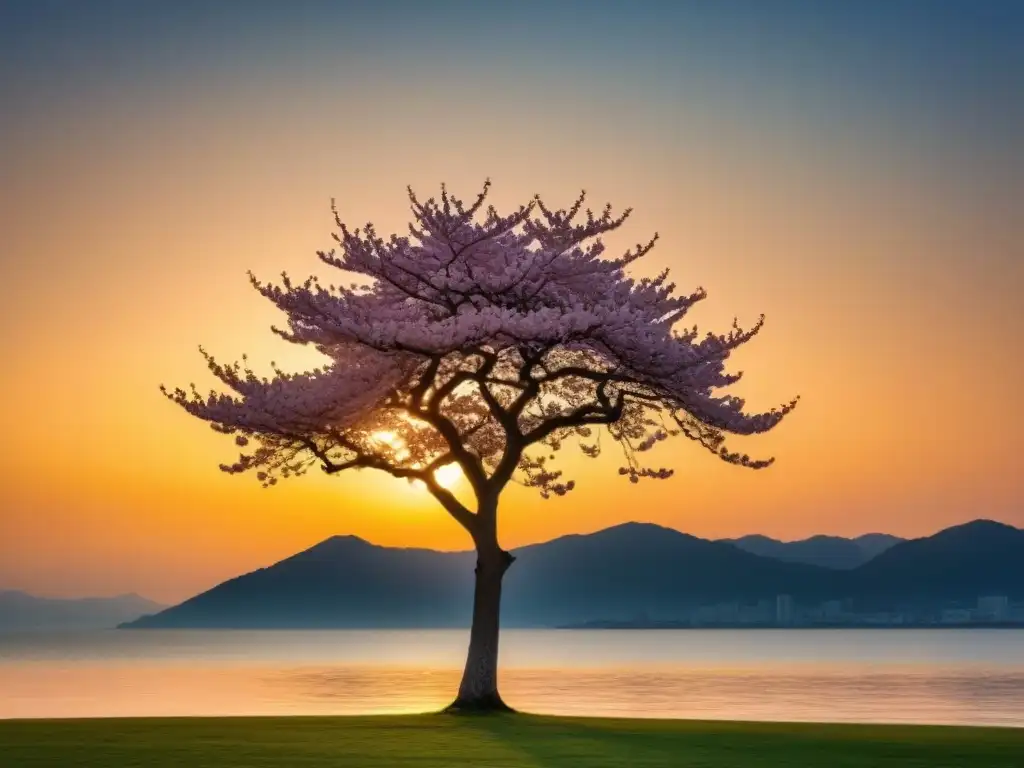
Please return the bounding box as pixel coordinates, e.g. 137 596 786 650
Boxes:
2 715 1022 767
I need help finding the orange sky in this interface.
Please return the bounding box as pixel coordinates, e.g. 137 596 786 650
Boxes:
2 3 1021 602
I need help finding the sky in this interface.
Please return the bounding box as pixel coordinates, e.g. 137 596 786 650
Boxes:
1 0 1022 602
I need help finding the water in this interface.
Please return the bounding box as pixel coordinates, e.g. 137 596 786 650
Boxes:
2 629 1024 726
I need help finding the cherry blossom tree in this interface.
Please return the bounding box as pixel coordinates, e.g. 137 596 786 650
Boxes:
163 181 798 712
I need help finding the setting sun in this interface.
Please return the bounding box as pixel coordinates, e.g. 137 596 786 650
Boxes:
432 462 462 491
371 431 462 491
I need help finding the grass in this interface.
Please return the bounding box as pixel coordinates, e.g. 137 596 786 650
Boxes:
1 714 1023 767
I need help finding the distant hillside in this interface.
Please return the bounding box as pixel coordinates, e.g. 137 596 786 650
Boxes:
125 536 476 629
122 519 1024 629
125 523 838 629
852 520 1024 605
504 523 839 626
723 532 904 569
0 591 165 632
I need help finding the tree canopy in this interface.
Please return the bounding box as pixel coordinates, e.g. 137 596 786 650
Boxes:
163 182 798 536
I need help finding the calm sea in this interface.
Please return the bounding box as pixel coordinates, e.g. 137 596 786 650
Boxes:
2 629 1023 726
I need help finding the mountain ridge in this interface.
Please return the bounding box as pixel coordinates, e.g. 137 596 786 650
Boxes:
723 531 905 569
123 518 1023 629
0 591 165 632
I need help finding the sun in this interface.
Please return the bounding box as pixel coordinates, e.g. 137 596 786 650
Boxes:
432 462 462 490
371 431 462 491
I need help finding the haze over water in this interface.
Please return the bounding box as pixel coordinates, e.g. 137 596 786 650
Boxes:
3 629 1024 726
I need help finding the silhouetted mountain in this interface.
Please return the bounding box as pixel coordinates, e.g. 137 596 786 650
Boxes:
125 523 838 629
856 533 906 559
0 591 165 632
723 532 904 569
852 520 1024 606
125 536 476 629
122 519 1024 629
504 523 839 625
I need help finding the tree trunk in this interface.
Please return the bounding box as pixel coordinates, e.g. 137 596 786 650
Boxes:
445 547 515 713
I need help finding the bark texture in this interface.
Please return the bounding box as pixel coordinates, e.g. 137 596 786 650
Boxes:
445 548 515 713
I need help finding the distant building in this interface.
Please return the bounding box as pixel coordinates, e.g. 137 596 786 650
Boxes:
941 608 972 624
717 602 740 623
692 602 742 625
776 594 794 625
861 612 905 625
977 596 1009 622
739 601 774 625
821 600 844 620
1010 603 1024 623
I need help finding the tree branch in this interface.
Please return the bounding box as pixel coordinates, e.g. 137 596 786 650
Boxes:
316 444 477 534
522 390 626 446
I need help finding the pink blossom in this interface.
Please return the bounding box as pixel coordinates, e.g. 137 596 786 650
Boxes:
164 182 797 529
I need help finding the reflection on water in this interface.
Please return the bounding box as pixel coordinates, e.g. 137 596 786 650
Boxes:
282 665 1024 726
2 629 1024 726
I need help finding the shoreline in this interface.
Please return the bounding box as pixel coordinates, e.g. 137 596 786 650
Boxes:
106 623 1024 631
556 623 1024 630
2 713 1024 728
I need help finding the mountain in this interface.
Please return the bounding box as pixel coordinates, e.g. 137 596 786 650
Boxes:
125 523 840 629
852 519 1024 605
122 519 1024 629
0 591 165 632
503 523 839 625
125 536 476 629
856 533 906 560
724 532 904 569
